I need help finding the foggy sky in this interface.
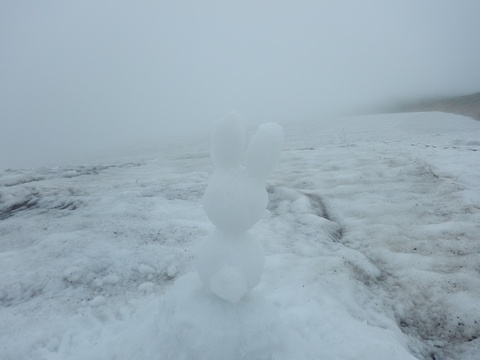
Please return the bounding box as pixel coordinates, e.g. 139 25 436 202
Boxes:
2 1 480 170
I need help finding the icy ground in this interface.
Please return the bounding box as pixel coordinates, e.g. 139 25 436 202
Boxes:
1 112 479 360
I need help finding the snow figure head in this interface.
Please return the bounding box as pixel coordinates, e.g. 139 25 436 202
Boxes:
197 112 283 303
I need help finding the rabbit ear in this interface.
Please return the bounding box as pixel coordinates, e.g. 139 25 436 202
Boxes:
245 123 283 181
210 112 246 169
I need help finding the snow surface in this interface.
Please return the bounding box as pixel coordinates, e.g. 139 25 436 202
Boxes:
1 112 480 359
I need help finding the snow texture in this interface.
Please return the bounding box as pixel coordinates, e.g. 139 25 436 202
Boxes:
1 111 480 359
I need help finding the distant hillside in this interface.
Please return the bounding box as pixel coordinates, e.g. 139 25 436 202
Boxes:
388 92 480 120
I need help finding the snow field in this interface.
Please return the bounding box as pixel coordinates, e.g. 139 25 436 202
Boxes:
1 112 479 359
274 112 480 358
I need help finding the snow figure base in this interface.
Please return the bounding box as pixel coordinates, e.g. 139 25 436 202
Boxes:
159 273 283 359
196 230 264 303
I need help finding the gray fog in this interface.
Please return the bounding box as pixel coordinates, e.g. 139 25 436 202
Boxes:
1 1 480 170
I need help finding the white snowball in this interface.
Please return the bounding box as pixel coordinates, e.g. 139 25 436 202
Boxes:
63 266 83 284
138 282 155 293
167 265 178 278
138 264 154 275
103 274 120 284
245 123 283 181
89 295 106 307
210 112 246 169
196 230 264 302
210 265 248 303
202 168 268 232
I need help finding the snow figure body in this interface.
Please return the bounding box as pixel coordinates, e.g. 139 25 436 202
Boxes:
197 112 283 303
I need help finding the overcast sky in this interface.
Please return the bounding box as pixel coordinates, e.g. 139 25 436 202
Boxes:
1 1 480 170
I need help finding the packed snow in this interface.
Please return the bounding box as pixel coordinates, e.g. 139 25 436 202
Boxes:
1 112 479 359
198 114 283 302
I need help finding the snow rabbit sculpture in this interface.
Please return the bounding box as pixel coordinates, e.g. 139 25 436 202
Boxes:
196 112 283 303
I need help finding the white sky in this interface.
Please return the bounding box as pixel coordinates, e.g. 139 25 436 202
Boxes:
1 0 480 169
